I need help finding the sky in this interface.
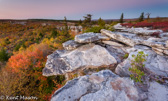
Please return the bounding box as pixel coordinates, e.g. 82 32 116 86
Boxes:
0 0 168 20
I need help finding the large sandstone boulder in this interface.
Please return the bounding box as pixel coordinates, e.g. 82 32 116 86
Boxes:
51 70 141 101
43 44 117 76
51 70 168 101
75 32 110 43
115 45 168 77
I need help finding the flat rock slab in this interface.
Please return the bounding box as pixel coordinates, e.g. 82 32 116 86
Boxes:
63 40 81 50
75 32 110 43
101 29 136 46
43 44 117 76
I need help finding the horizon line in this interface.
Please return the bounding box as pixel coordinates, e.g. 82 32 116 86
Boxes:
0 16 168 21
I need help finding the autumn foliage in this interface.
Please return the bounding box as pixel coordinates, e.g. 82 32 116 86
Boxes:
7 45 46 72
0 43 65 100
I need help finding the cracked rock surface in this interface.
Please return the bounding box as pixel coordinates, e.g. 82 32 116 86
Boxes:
51 70 140 101
51 70 168 101
43 44 117 76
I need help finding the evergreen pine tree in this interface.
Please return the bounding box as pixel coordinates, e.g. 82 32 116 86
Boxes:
64 16 69 37
119 13 124 23
0 48 9 62
83 14 92 27
98 17 105 27
139 12 144 22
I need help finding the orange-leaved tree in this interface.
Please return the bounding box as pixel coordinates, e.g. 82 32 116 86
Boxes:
5 43 64 100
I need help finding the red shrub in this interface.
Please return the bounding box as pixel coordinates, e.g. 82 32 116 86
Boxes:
134 22 153 27
122 21 168 32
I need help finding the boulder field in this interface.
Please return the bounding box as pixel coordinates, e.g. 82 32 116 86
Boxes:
43 26 168 101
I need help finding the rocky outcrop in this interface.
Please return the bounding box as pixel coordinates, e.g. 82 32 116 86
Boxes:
43 26 168 101
43 44 117 76
51 70 168 101
44 29 168 77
